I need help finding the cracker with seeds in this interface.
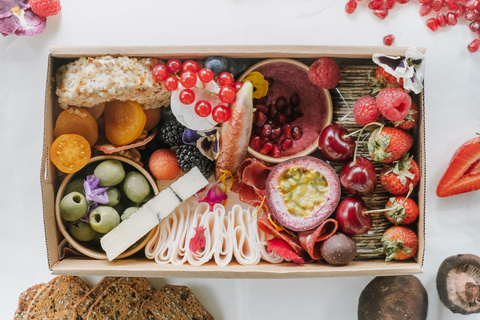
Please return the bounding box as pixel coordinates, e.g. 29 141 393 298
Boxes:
73 277 118 320
14 283 47 320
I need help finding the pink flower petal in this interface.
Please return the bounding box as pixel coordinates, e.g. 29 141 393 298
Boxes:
267 238 305 265
189 226 206 254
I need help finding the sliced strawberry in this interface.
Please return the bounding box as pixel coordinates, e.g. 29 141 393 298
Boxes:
437 136 480 197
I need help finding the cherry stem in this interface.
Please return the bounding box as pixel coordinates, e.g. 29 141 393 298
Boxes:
352 122 384 165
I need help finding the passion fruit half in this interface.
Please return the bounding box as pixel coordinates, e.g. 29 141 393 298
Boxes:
265 156 341 231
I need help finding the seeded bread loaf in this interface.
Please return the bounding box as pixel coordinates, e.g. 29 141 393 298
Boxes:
140 284 213 320
73 277 117 320
87 277 154 319
25 275 90 320
14 283 47 320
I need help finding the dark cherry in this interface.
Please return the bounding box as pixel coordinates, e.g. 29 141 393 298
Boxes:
340 157 377 196
335 196 373 236
317 123 356 162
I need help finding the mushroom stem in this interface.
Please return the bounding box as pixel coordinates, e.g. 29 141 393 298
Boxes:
465 282 480 304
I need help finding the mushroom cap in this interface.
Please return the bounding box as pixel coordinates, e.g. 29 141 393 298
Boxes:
436 254 480 315
358 275 428 320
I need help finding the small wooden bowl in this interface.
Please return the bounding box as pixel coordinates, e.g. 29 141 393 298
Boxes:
239 58 333 163
55 155 159 260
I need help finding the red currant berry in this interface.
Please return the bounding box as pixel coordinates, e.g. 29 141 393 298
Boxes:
383 34 395 46
179 89 195 105
198 68 214 83
164 76 179 91
152 64 169 82
217 72 235 86
468 38 480 52
219 85 236 103
179 71 198 89
212 105 231 123
234 81 244 92
182 60 199 73
345 0 357 14
195 100 212 117
167 59 182 73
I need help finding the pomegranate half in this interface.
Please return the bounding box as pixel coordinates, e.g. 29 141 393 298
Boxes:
265 156 341 231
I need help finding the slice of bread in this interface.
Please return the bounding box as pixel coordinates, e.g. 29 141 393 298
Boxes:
140 284 213 320
14 283 47 320
87 277 154 319
73 277 118 320
25 275 90 319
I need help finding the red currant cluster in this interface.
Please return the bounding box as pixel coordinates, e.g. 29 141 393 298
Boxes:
152 59 244 123
345 0 480 52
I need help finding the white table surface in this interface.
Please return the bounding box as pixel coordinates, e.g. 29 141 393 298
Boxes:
1 0 480 319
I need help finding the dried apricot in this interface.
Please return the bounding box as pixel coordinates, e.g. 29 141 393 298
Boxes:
104 101 146 146
54 107 98 147
85 103 105 120
50 134 91 173
143 108 162 131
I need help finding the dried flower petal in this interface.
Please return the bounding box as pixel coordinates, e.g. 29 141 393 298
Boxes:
243 72 269 99
196 183 228 211
0 0 46 36
266 238 305 265
189 226 206 254
83 175 109 204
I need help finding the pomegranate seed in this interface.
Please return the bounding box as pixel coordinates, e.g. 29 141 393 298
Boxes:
270 126 282 140
250 136 261 151
281 138 293 151
447 12 458 25
275 97 287 112
290 93 300 107
427 17 440 31
254 111 267 126
465 0 479 9
466 9 480 20
468 38 480 52
259 141 274 155
283 124 293 139
255 104 267 113
374 8 389 19
277 114 289 125
418 0 433 3
292 127 303 140
270 145 282 158
446 0 458 9
470 20 480 31
455 4 466 17
420 4 433 16
261 123 272 139
437 13 447 26
368 0 384 10
433 0 443 11
385 0 396 9
383 34 395 46
345 0 357 14
290 110 304 121
397 0 410 3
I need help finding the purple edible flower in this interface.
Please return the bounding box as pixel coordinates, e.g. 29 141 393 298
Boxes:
0 0 46 36
196 183 228 211
80 202 98 224
182 128 219 161
83 175 109 204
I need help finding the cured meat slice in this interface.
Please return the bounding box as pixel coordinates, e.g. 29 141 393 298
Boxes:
298 219 338 260
231 158 272 207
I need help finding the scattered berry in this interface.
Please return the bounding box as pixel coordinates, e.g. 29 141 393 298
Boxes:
219 85 236 103
420 4 432 16
217 72 235 86
195 100 212 117
437 12 447 27
198 68 214 83
368 0 384 10
152 64 169 82
353 95 380 126
345 0 357 14
30 0 61 17
176 145 215 178
158 118 186 147
182 60 199 73
212 105 231 123
374 8 389 19
308 57 341 89
149 149 181 180
427 17 440 31
468 38 480 52
383 34 395 46
179 89 195 105
164 76 178 91
167 59 182 73
179 71 197 89
376 87 412 121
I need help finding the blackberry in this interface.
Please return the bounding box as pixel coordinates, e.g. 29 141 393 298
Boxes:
158 118 186 147
176 145 214 179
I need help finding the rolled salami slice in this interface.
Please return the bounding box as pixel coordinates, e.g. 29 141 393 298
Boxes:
298 219 338 260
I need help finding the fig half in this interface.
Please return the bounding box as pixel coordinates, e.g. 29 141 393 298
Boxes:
265 156 341 231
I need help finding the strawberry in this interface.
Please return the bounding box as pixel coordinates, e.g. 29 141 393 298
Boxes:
381 226 418 261
367 125 414 163
392 101 419 130
385 196 419 225
370 66 404 95
30 0 61 17
380 153 420 195
437 135 480 197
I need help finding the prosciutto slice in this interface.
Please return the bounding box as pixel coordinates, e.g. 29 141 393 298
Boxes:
298 219 338 260
231 158 271 207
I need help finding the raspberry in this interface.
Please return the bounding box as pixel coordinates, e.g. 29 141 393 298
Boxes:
148 149 181 180
353 95 380 126
376 87 412 121
308 57 341 89
30 0 61 17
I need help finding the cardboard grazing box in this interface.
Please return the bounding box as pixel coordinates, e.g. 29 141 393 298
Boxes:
41 45 426 278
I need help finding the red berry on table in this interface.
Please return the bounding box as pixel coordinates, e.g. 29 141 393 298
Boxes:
437 13 447 27
376 87 412 121
179 89 195 105
195 100 212 117
468 39 480 52
420 4 432 16
167 59 182 73
234 81 243 92
381 226 418 261
152 64 169 82
182 60 199 73
164 76 178 91
385 196 419 225
217 72 235 86
30 0 61 17
353 95 380 126
345 0 357 14
219 85 236 103
368 126 414 163
179 71 197 89
308 57 341 89
383 34 395 46
379 154 420 195
198 68 214 83
212 105 231 123
427 17 439 31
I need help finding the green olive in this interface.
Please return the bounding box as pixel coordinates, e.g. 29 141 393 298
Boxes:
60 192 88 221
64 178 85 196
89 206 120 233
94 160 125 187
122 171 151 203
105 187 121 206
68 221 97 242
121 206 139 221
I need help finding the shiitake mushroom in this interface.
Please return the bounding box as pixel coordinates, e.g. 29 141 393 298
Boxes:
358 275 428 320
436 254 480 315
